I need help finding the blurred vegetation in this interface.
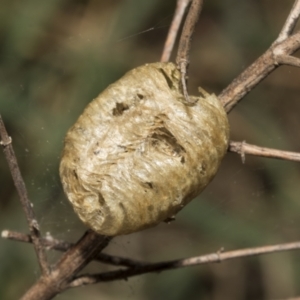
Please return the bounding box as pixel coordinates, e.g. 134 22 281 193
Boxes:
0 0 300 299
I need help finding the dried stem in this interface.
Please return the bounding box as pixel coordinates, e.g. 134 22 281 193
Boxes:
0 115 49 275
21 231 111 300
176 0 203 66
219 0 300 112
176 0 204 103
2 230 145 268
219 32 300 112
276 54 300 67
161 0 191 63
276 0 300 43
229 141 300 163
69 241 300 287
4 229 300 289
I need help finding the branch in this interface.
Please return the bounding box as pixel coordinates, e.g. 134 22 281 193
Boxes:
68 241 300 287
219 31 300 112
160 0 191 62
2 230 146 268
176 0 203 65
176 0 204 104
276 54 300 67
0 116 112 299
11 231 298 291
2 230 71 251
0 115 49 275
21 231 111 300
276 0 300 43
219 0 300 113
229 141 300 163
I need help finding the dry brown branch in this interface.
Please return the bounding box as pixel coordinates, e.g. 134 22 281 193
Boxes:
0 115 112 300
176 0 203 66
0 115 49 275
176 0 203 103
276 0 300 42
229 141 300 163
161 0 191 62
68 241 300 287
219 0 300 112
2 230 146 268
21 231 111 300
5 229 300 287
219 32 300 112
276 54 300 67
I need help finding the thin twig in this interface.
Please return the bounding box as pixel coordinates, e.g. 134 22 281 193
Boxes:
0 115 49 275
276 54 300 67
68 241 300 287
2 230 71 251
229 141 300 163
176 0 203 104
161 0 191 62
176 0 203 66
276 0 300 43
2 230 147 268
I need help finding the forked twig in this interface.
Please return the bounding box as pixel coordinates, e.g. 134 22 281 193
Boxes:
0 115 49 275
219 0 300 112
21 231 111 300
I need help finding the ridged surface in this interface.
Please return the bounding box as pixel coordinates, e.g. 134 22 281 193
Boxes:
59 62 229 236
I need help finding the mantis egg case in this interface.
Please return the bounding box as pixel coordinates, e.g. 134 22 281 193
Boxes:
59 62 229 236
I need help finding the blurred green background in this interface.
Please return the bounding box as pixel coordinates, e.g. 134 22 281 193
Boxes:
1 0 300 299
